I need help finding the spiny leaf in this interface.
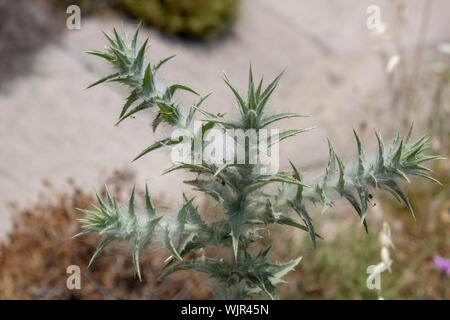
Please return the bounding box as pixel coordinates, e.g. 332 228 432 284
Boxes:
132 240 142 280
260 282 278 300
409 171 442 185
256 70 284 114
213 163 231 177
342 191 368 233
88 238 113 267
163 163 213 175
383 180 415 220
112 27 125 50
394 168 410 183
85 50 115 62
131 38 148 73
392 139 404 166
357 184 369 223
87 73 120 89
289 160 304 199
186 92 212 126
268 128 314 147
116 100 154 126
152 112 165 132
375 131 385 169
248 174 310 193
131 22 142 52
405 122 414 144
276 216 323 239
177 196 195 224
247 109 258 127
271 256 302 279
230 211 245 260
142 64 154 95
259 113 309 128
336 154 346 191
289 201 316 248
223 73 247 114
128 186 136 219
353 129 365 177
248 65 257 110
317 183 333 214
110 47 130 68
153 55 176 73
324 139 336 184
165 84 199 100
146 216 162 233
193 105 242 128
256 77 264 97
164 228 182 260
120 88 140 119
102 31 116 47
108 75 137 86
390 129 401 154
177 232 196 254
133 137 182 161
105 185 115 207
145 184 156 217
96 193 107 211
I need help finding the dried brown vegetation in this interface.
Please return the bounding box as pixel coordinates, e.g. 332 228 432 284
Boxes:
0 177 212 300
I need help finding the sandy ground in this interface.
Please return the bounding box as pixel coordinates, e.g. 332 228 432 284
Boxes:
1 0 450 237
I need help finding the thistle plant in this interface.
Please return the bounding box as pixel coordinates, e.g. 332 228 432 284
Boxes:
77 25 443 300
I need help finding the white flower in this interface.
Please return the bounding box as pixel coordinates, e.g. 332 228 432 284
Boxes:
379 222 395 249
381 247 392 273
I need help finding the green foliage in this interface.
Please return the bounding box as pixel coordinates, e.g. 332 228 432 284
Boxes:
296 128 444 233
77 25 442 299
47 0 238 41
120 0 239 40
282 162 449 299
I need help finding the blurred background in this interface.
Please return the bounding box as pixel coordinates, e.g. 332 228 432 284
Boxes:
0 0 448 299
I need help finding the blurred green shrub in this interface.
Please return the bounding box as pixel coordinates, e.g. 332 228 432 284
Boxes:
46 0 119 16
46 0 239 40
119 0 239 40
